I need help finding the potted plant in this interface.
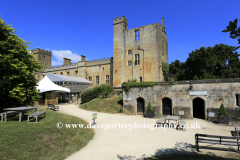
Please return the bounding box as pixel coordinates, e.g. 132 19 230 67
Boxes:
218 103 229 124
146 101 154 118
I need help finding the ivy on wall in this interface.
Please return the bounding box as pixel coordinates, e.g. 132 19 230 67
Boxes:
122 81 157 94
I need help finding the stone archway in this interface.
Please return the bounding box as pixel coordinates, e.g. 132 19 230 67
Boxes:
162 97 172 115
137 97 145 115
193 97 205 119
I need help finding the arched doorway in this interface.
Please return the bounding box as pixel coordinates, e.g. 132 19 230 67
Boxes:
193 98 205 119
137 97 145 115
162 97 172 115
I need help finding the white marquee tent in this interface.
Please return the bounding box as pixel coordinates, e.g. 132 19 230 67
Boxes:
36 76 70 93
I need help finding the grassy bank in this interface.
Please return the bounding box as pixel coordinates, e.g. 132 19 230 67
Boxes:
79 95 123 113
0 106 94 160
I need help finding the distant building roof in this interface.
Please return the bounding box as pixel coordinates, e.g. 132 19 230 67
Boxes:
45 74 93 84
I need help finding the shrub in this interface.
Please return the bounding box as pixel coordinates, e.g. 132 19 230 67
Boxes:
81 86 102 104
147 101 153 111
193 75 199 80
219 103 227 115
100 84 113 98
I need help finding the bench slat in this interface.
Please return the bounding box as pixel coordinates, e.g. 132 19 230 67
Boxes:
29 111 45 116
196 134 240 140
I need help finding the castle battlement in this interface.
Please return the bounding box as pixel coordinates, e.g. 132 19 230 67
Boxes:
43 57 113 71
44 62 78 71
113 15 127 25
31 48 52 56
88 57 112 65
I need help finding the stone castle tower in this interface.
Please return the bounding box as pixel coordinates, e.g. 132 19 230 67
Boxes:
32 16 168 88
113 16 168 87
31 48 52 80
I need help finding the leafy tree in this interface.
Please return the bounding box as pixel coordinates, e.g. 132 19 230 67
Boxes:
162 62 170 81
169 44 240 80
169 60 186 80
0 17 42 110
222 19 240 50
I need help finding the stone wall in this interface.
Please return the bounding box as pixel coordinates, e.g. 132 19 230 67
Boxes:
123 79 240 120
113 16 167 87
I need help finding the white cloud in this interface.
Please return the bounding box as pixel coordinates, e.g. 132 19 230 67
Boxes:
52 50 81 63
52 61 63 66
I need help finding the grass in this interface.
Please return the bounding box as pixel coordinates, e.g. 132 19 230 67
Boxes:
0 106 94 160
79 95 123 113
145 154 238 160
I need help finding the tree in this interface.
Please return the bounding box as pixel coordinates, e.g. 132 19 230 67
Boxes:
222 19 240 50
219 103 227 115
169 60 186 80
162 62 170 81
0 17 43 110
169 44 240 80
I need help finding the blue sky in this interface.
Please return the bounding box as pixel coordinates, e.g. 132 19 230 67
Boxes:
1 0 239 66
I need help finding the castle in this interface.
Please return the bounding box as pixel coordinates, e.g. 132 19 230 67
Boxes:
32 16 168 88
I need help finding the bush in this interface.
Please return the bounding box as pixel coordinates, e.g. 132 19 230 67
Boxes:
100 84 113 98
193 75 199 80
81 86 102 104
219 103 227 115
147 101 153 111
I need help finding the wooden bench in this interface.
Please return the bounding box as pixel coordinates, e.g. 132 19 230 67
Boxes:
0 111 18 121
177 120 186 130
28 111 46 123
47 104 59 111
156 118 165 125
195 133 240 152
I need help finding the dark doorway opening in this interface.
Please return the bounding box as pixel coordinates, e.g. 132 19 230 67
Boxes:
193 98 205 119
137 97 145 114
236 95 239 106
162 97 172 115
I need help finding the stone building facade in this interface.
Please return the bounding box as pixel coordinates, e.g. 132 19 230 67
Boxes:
123 79 240 121
32 16 168 87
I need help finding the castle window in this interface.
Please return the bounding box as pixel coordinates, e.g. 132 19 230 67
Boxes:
135 54 140 65
135 30 140 41
128 50 132 55
89 77 92 81
41 63 42 66
60 72 63 75
75 70 78 76
128 61 132 66
102 67 104 72
44 56 46 59
140 77 142 82
67 72 70 76
96 76 99 85
106 75 109 85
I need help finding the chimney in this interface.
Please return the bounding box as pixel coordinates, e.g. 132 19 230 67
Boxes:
63 58 71 65
161 18 164 28
81 55 86 61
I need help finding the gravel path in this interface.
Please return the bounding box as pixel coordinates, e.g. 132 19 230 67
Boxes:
58 104 239 160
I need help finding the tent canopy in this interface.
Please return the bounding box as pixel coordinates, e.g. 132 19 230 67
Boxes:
37 76 70 93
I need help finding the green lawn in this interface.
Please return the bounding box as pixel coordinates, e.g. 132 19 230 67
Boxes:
0 106 94 160
79 95 123 113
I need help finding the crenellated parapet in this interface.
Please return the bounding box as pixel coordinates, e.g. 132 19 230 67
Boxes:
43 57 113 71
113 15 128 25
44 62 79 71
87 57 113 66
31 48 52 56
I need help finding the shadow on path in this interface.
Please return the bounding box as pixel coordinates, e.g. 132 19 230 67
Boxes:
117 142 238 160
